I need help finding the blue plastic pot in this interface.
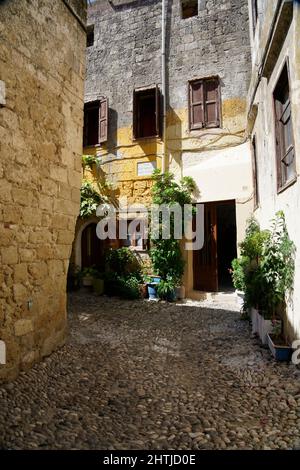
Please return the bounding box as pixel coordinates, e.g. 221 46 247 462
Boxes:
267 334 293 362
147 282 159 300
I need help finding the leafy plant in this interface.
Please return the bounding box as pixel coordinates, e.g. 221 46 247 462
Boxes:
231 257 247 292
260 211 296 318
231 212 296 322
80 266 99 278
80 181 103 218
118 275 141 300
82 154 97 169
157 279 176 301
150 239 184 284
105 247 142 280
149 170 197 285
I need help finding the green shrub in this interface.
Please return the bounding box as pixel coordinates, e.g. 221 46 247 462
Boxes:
157 279 176 301
231 257 247 292
105 247 142 280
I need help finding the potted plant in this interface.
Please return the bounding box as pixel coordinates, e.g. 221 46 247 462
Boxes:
260 212 296 358
93 271 104 295
157 278 177 302
231 257 247 310
147 276 161 301
267 319 293 361
81 266 98 288
231 217 270 333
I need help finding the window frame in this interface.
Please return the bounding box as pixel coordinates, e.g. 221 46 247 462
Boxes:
83 98 108 147
133 85 161 140
188 76 221 131
272 59 297 194
86 24 94 47
181 0 198 20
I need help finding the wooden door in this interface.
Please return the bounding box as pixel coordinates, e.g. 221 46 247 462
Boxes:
193 202 218 292
81 223 104 269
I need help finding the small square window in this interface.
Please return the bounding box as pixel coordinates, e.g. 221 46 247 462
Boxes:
181 0 198 19
87 25 94 47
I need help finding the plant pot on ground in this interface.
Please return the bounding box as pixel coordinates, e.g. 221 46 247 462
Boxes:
157 279 177 302
81 266 98 288
267 333 293 362
93 276 104 295
176 285 185 300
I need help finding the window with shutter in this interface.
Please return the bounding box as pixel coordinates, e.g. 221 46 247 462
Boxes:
99 98 108 144
189 77 220 131
133 86 161 139
83 98 108 147
273 62 296 191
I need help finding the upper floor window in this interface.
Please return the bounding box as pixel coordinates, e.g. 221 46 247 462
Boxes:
83 98 108 147
133 86 161 139
188 77 221 130
251 0 258 33
86 25 94 47
181 0 198 19
273 62 296 191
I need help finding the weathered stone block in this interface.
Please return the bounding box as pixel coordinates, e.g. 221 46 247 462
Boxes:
14 319 34 337
14 264 28 283
1 246 18 265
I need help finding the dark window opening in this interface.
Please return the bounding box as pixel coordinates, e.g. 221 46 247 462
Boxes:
133 86 160 139
87 25 94 47
251 135 259 209
181 0 198 19
119 220 149 250
189 77 220 130
251 0 258 33
83 98 108 147
273 62 296 190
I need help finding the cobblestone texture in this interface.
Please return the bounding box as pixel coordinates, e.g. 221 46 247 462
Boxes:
0 293 300 450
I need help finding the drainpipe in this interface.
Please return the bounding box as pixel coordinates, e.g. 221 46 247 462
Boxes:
161 0 167 173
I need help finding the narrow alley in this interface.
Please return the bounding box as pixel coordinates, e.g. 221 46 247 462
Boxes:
1 294 300 450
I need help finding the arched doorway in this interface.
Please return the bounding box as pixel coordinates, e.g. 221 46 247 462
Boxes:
81 222 104 269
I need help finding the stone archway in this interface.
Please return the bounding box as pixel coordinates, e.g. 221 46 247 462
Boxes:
74 217 102 270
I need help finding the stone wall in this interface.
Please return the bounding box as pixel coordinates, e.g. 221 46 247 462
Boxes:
84 0 251 193
0 0 86 381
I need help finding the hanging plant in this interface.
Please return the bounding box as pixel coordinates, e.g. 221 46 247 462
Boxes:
80 180 103 218
82 154 97 169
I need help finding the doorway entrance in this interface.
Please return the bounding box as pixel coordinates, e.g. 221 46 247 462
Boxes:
81 222 104 269
193 200 237 292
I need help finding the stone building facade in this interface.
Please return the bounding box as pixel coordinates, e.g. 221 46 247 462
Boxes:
78 0 253 297
247 0 300 340
0 0 86 381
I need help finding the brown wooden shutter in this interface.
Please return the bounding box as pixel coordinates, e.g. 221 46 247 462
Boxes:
99 97 108 144
204 78 220 128
274 98 284 189
155 84 161 137
189 80 204 130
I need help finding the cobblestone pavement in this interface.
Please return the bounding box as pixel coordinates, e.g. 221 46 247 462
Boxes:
1 292 300 450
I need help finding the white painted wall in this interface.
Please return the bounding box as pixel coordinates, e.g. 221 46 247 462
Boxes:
250 4 300 339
